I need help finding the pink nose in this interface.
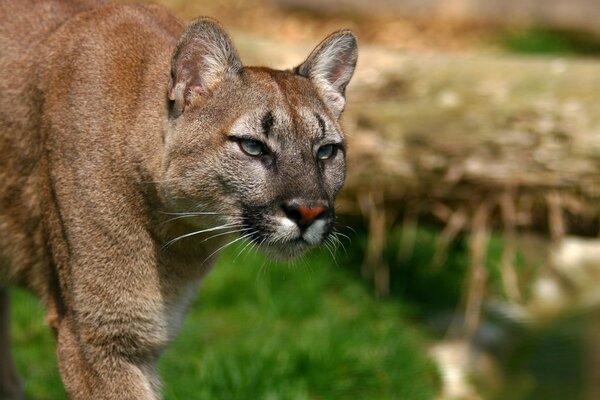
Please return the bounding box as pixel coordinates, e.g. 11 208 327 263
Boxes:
282 200 329 229
296 206 325 225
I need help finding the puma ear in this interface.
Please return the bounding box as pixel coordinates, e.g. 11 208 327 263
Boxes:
295 30 358 117
168 18 242 118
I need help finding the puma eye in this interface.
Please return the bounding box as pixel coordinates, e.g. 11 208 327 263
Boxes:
317 144 337 160
239 139 265 156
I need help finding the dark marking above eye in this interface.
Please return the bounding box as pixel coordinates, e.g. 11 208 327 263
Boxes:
315 113 327 138
261 111 274 137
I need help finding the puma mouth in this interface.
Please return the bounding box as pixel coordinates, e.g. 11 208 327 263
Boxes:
237 203 333 259
241 216 332 260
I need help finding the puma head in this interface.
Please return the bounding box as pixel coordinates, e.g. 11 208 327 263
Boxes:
161 18 357 259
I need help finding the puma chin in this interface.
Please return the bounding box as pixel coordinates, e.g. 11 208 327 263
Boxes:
160 20 356 260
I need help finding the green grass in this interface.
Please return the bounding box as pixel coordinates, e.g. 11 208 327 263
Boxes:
10 289 65 399
347 224 509 317
501 27 600 56
10 244 438 399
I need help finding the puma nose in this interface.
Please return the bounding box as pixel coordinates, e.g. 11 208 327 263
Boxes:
282 199 328 229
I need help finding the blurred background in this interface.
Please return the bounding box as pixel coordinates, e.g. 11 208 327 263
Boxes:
11 0 600 399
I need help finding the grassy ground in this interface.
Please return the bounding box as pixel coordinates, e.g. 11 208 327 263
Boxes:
501 27 600 56
10 243 438 400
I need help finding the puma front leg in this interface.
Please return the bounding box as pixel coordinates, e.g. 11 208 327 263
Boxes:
44 196 174 399
50 244 173 400
55 316 160 400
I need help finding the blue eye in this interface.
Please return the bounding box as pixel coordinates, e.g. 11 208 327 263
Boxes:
240 139 265 156
317 144 336 160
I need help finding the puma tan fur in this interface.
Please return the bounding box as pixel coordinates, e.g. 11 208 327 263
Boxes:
0 1 357 398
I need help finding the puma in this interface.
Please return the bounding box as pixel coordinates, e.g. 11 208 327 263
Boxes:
0 0 357 398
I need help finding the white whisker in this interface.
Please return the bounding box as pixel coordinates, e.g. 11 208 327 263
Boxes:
334 230 352 243
331 232 348 255
202 232 256 265
200 227 252 243
160 211 223 216
233 236 257 263
328 232 340 251
161 214 223 225
244 240 259 261
162 222 238 249
323 238 338 265
255 237 270 283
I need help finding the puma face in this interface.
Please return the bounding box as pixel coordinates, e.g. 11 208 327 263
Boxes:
221 91 346 259
161 18 357 259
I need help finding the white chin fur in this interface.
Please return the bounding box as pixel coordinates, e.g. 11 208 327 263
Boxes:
302 219 326 245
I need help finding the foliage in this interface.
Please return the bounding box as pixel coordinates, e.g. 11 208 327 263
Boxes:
502 27 600 56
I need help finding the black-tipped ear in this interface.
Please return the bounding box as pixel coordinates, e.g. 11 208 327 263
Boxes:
295 30 358 117
168 18 242 118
